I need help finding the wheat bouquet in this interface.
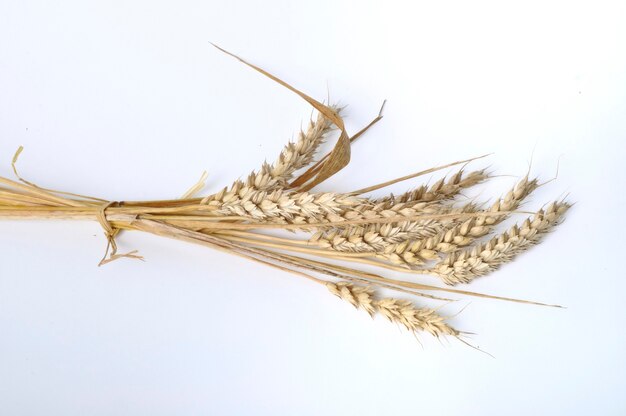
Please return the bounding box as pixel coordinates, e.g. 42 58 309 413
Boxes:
0 46 569 349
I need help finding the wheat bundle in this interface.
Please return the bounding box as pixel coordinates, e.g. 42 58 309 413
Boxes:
0 46 570 349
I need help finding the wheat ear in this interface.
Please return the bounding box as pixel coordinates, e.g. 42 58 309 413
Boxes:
326 281 459 338
304 169 490 259
431 201 570 285
375 169 488 206
235 107 338 192
373 175 539 265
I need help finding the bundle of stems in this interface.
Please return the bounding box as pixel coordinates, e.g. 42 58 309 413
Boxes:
0 46 570 348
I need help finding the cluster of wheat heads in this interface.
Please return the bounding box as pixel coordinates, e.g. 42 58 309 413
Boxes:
0 47 570 349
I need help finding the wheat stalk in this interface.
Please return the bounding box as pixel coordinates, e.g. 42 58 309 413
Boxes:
0 45 572 348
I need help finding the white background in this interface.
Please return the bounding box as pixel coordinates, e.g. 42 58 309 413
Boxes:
1 1 625 414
